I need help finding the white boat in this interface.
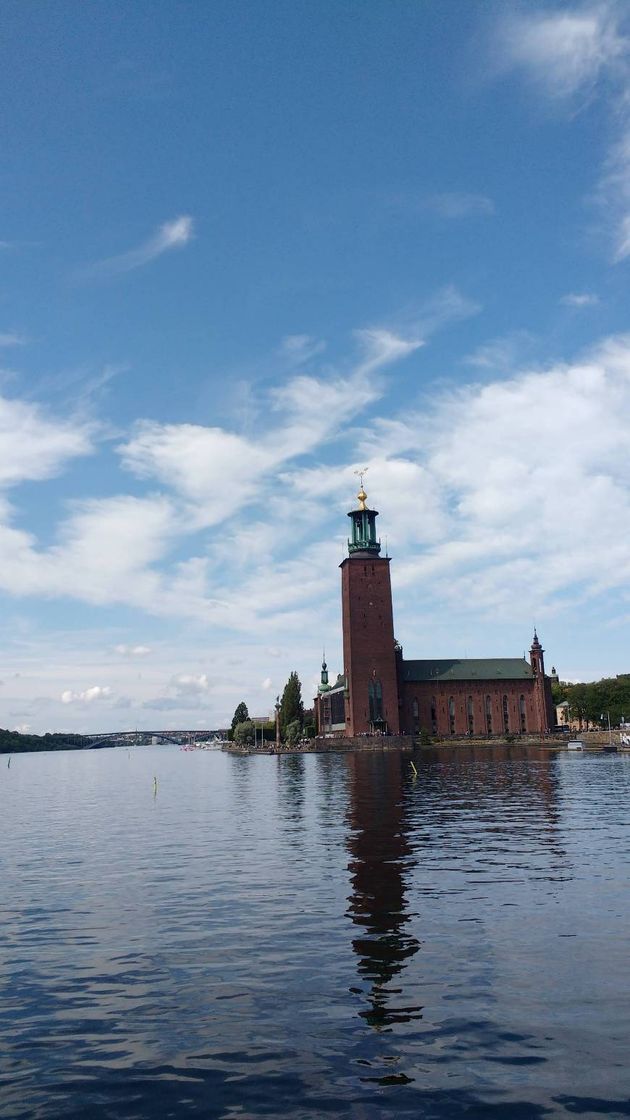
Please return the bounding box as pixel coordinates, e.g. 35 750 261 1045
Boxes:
567 739 584 751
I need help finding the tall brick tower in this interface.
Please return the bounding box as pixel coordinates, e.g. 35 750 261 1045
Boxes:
340 481 400 736
529 630 554 733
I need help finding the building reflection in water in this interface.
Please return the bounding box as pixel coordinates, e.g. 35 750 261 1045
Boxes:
345 751 421 1030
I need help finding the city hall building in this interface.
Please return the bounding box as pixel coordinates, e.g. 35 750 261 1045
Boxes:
315 485 555 739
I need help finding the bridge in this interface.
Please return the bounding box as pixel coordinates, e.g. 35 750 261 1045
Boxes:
81 729 227 748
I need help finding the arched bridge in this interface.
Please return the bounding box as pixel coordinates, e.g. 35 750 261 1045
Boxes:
81 729 226 749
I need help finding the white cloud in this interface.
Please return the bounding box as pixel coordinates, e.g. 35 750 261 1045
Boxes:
0 395 93 487
61 685 112 704
0 494 176 608
465 330 536 372
262 677 272 690
358 334 630 620
118 324 418 529
494 4 630 261
423 192 495 218
172 673 209 696
82 215 194 277
114 644 152 657
353 328 423 375
497 6 625 99
560 292 600 307
279 334 326 365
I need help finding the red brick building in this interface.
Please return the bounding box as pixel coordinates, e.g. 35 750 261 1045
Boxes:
316 487 555 738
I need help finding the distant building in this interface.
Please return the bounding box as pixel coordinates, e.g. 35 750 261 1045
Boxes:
315 486 555 738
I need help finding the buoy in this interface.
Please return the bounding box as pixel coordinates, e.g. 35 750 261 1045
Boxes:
410 760 418 777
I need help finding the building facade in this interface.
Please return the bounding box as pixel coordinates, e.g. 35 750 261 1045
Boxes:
316 487 555 738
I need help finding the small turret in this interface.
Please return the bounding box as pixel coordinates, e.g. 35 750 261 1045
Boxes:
529 629 554 733
318 654 330 693
530 630 544 675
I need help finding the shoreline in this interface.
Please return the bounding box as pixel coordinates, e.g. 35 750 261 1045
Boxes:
223 730 628 756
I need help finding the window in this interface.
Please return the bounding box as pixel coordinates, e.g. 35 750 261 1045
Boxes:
519 695 527 733
430 697 437 734
467 696 474 735
448 696 455 735
502 694 510 734
412 698 419 718
486 695 493 735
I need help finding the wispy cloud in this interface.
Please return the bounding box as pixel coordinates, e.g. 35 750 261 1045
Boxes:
465 330 536 372
560 291 600 307
493 3 630 261
0 394 93 486
496 6 625 99
81 215 194 278
422 192 495 219
0 332 27 347
278 334 326 366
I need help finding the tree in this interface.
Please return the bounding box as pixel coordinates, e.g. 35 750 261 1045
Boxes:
285 719 302 745
553 674 630 730
231 701 249 735
233 720 254 745
279 671 304 736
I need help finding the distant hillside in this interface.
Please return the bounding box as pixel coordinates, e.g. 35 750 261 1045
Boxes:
0 729 87 754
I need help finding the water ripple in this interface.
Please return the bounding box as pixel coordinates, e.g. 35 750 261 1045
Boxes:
0 745 628 1118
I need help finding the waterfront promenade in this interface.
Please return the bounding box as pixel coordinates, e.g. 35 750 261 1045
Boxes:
222 729 625 755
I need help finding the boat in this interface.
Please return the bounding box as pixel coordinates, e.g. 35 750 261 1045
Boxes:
567 740 584 751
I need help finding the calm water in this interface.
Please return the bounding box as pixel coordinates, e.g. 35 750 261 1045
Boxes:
1 745 629 1120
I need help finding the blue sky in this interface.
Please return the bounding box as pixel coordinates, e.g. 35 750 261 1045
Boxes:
2 0 630 733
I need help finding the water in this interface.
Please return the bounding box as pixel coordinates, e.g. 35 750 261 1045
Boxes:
1 744 629 1119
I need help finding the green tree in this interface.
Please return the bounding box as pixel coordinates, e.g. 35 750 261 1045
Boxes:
233 720 254 745
279 671 304 735
285 719 302 745
231 701 249 736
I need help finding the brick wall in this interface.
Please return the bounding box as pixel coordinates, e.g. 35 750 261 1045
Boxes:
400 679 543 736
341 554 400 735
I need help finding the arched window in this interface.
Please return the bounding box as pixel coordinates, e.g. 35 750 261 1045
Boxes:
467 696 474 735
448 696 456 735
519 695 527 733
412 698 419 719
502 694 510 734
430 696 437 734
368 678 383 725
486 695 493 735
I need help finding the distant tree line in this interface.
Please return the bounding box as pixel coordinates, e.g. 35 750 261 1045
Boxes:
230 671 316 746
0 728 86 755
552 675 630 729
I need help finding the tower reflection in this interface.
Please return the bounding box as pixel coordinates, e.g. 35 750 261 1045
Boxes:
345 751 421 1029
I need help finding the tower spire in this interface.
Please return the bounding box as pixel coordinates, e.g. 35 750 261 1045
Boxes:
354 467 369 511
318 651 330 693
347 473 381 556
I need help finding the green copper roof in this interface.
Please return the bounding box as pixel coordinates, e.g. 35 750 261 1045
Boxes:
402 658 534 682
347 506 381 555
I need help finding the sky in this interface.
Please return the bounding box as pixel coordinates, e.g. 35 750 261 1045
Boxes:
2 0 630 734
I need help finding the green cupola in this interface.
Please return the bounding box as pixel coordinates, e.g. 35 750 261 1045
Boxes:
347 482 381 556
318 654 330 693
